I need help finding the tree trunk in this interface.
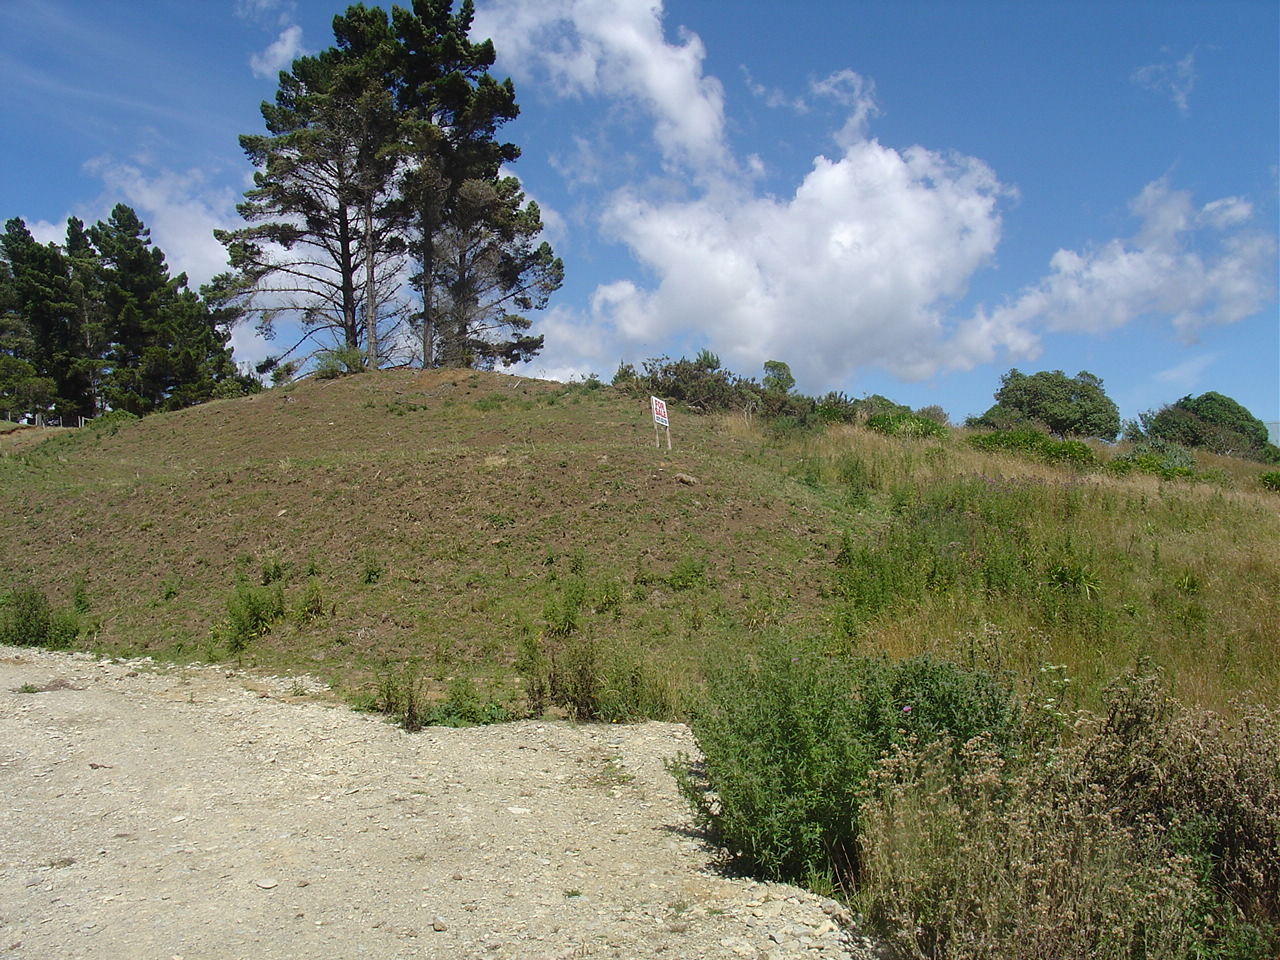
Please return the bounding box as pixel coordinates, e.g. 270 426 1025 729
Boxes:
420 231 435 368
364 202 377 369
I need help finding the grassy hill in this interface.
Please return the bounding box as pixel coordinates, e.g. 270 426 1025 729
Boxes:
6 367 1279 956
3 367 1277 715
2 369 843 705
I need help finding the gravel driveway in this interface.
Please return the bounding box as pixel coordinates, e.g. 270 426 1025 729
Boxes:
1 647 876 959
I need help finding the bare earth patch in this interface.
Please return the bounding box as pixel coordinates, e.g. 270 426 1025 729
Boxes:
0 646 876 959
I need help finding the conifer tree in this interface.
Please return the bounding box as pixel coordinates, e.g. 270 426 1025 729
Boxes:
392 0 561 367
216 8 407 370
90 204 236 414
217 1 562 374
0 218 84 419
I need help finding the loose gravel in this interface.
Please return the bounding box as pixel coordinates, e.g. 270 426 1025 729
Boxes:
1 646 882 959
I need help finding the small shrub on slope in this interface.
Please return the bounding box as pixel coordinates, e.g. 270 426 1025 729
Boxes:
966 427 1096 466
0 584 77 649
674 638 1016 889
865 411 948 440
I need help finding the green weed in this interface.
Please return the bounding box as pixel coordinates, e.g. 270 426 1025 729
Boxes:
0 584 78 649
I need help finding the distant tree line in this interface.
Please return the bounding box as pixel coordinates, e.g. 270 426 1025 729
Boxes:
213 0 563 379
0 206 250 422
622 355 1277 464
612 351 950 430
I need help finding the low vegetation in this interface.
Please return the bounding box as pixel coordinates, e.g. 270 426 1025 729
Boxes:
2 365 1276 957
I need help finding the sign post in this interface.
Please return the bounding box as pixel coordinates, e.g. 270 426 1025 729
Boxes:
650 396 671 449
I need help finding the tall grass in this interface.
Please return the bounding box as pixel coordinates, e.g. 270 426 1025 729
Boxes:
786 423 1280 712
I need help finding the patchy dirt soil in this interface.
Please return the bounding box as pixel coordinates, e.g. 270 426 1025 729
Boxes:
0 646 879 960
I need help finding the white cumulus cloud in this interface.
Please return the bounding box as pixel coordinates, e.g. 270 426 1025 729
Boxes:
978 178 1276 345
249 24 304 80
479 2 1273 392
474 0 730 175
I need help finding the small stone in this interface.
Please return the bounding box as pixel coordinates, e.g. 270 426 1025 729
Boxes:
451 872 464 881
505 806 531 815
432 917 448 932
255 878 278 889
673 473 699 485
665 921 690 933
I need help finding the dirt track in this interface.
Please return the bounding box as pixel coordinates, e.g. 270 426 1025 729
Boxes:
0 646 876 959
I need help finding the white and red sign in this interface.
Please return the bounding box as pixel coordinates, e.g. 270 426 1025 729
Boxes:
650 396 669 427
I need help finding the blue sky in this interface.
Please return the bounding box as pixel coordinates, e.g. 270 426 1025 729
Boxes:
2 0 1276 427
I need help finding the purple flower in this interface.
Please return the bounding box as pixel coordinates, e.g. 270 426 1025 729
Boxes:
901 705 913 713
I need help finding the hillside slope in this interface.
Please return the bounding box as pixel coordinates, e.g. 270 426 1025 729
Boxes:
2 370 837 702
4 367 1278 715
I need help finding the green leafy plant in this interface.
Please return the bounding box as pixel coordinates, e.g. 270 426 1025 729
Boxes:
675 638 1016 888
667 556 707 592
865 411 948 439
292 578 327 626
967 428 1096 466
0 584 77 649
220 580 284 657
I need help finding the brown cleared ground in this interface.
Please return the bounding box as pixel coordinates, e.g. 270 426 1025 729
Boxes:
1 371 837 702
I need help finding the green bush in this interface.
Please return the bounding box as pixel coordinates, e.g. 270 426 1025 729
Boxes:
675 638 1017 888
1259 471 1280 492
221 580 284 655
865 411 948 439
292 578 327 625
517 634 675 722
0 584 77 649
967 428 1096 466
854 670 1280 959
311 346 366 380
1109 437 1197 480
417 675 513 727
667 556 708 592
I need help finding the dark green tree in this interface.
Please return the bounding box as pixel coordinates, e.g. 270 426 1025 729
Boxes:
63 217 109 416
392 0 559 367
969 369 1120 440
0 284 56 419
1139 391 1277 462
91 204 237 413
762 360 796 396
217 1 562 373
430 175 560 367
0 218 88 420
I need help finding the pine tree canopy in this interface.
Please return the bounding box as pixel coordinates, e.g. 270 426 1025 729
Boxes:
216 0 562 374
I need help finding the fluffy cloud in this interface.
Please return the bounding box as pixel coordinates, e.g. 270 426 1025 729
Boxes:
249 24 304 80
481 0 1017 384
978 179 1275 345
591 142 1012 382
482 2 1272 390
474 0 729 175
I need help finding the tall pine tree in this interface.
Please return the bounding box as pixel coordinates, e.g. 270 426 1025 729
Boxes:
217 1 562 373
215 7 407 371
392 0 560 367
90 204 237 414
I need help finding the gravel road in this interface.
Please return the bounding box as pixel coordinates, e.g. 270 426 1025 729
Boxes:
1 646 879 959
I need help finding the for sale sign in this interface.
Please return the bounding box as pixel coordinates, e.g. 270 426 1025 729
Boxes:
650 396 669 426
